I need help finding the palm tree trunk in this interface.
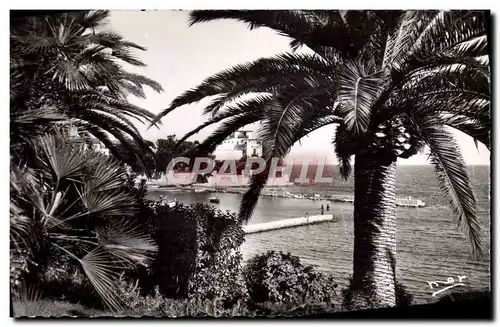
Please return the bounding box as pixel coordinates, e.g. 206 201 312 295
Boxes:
349 150 397 309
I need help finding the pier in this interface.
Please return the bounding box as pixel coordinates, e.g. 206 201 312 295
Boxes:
243 215 334 234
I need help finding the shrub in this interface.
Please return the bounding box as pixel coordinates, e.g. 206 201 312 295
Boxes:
27 260 103 308
133 201 198 298
160 298 252 318
112 273 251 318
136 202 248 306
251 300 337 317
114 274 166 316
243 251 338 307
341 276 414 310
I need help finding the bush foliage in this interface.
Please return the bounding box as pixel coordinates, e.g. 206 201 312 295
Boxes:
133 201 247 306
243 251 338 307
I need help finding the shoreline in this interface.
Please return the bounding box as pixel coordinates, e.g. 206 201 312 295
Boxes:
148 184 426 207
149 184 332 201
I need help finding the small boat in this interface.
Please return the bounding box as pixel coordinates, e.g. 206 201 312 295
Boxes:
194 189 207 193
209 181 220 204
209 197 220 204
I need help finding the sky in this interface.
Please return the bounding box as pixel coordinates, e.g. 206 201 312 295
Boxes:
105 10 491 165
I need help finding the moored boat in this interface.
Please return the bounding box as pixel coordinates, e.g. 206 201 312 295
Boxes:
209 197 220 204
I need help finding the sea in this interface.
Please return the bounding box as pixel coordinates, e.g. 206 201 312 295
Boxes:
147 165 491 304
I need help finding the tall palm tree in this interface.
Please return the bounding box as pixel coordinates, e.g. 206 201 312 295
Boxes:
153 10 490 308
10 10 163 167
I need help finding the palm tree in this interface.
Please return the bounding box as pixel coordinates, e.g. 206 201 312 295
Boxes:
10 10 164 167
152 10 490 308
10 129 158 312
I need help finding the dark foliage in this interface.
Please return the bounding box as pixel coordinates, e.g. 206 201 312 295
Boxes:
10 137 158 312
132 201 247 307
10 10 163 170
243 251 338 307
341 275 414 310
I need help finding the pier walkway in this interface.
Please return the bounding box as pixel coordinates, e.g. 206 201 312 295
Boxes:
243 214 334 234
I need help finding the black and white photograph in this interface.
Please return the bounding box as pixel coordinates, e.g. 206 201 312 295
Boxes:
9 8 492 318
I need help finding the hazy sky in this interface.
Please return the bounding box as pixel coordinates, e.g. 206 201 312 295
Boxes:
106 10 490 165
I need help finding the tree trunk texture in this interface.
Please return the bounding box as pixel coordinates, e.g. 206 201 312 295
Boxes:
349 150 397 309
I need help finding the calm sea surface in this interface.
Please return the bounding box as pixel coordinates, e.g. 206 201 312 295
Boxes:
147 165 491 304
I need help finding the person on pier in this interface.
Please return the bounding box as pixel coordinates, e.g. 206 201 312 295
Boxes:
321 205 324 215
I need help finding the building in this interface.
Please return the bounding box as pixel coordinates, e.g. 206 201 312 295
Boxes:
213 129 262 160
67 125 110 156
87 137 110 156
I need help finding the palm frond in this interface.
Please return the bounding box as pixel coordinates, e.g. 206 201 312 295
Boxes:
388 11 441 68
417 122 483 258
176 94 274 147
80 247 125 312
71 122 127 161
338 59 385 134
150 52 333 125
119 72 164 94
96 219 158 267
397 52 489 83
195 105 265 155
334 125 354 180
239 159 272 222
78 187 137 217
401 62 490 97
38 132 89 180
443 114 490 150
86 156 128 192
10 11 160 159
240 111 332 222
73 110 148 152
260 86 334 158
189 10 332 56
87 107 141 136
448 34 488 58
10 164 44 214
80 122 153 178
53 60 92 92
240 103 338 222
77 10 111 29
403 11 487 65
190 10 380 61
110 48 146 67
78 92 158 124
11 107 69 126
299 112 341 137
